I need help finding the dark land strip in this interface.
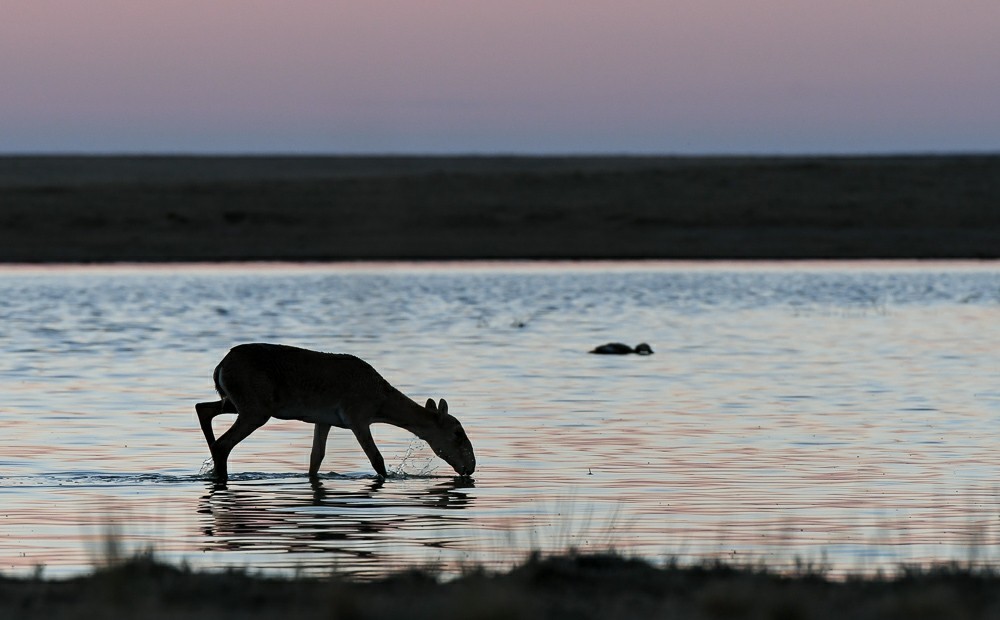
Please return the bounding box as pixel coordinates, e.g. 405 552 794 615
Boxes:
2 155 999 262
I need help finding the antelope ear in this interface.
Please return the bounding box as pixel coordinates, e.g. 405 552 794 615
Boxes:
426 398 437 412
438 399 448 415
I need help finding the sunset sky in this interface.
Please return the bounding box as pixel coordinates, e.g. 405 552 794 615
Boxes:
2 1 998 154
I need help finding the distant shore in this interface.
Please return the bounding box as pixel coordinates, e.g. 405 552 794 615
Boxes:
2 155 999 262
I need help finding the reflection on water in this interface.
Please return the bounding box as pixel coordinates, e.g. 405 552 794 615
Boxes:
198 476 475 575
2 261 1000 577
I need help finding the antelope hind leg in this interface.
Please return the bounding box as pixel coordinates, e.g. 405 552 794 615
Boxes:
196 399 237 448
196 400 223 448
211 411 268 482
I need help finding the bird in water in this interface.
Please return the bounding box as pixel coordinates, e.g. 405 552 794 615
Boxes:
589 342 653 355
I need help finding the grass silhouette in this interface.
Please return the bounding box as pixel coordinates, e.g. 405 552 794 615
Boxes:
6 544 1000 619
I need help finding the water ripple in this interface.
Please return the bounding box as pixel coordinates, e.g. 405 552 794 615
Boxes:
2 262 1000 577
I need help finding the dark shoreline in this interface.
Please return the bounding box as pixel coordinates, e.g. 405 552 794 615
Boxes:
5 551 1000 619
2 154 999 263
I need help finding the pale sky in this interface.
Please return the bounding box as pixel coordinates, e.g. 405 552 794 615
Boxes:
2 1 999 154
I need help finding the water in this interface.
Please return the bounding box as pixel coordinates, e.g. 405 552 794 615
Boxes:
2 261 1000 578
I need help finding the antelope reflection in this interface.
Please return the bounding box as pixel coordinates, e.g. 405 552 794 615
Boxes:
198 477 475 563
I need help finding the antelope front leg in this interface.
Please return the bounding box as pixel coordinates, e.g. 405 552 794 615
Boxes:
351 424 387 479
310 423 331 479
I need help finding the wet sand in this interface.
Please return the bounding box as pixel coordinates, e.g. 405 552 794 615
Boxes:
2 154 999 262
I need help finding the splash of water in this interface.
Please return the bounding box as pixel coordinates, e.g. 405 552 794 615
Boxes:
388 439 438 478
198 458 215 477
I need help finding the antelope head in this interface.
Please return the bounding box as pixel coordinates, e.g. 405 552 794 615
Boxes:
425 398 476 477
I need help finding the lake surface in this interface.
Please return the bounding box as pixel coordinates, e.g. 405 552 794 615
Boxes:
2 261 1000 578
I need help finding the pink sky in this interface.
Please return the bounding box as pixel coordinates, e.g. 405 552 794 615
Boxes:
2 1 998 153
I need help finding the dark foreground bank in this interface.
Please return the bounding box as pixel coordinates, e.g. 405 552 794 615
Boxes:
2 155 1000 262
5 552 1000 619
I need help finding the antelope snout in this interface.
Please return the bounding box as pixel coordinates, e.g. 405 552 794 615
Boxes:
459 455 476 477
